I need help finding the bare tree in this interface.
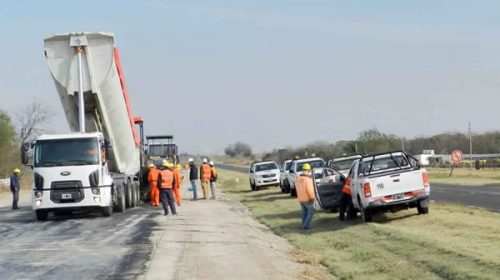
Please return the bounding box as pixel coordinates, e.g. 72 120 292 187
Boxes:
15 100 52 143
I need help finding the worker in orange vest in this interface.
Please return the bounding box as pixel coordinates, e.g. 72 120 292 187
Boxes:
209 161 218 200
339 172 355 221
147 163 160 206
158 162 177 215
295 163 315 230
200 158 212 199
172 164 183 206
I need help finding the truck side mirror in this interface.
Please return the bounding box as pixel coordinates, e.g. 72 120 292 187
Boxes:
21 143 30 165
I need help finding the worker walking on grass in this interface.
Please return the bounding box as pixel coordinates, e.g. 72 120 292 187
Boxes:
188 158 199 200
339 172 355 221
173 164 183 206
200 158 212 199
10 168 21 210
158 162 177 216
147 163 160 207
295 163 315 230
209 161 218 200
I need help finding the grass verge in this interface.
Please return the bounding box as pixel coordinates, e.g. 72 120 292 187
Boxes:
219 170 500 280
428 167 500 186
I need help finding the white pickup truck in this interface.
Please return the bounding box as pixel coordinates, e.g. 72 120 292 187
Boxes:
349 151 430 222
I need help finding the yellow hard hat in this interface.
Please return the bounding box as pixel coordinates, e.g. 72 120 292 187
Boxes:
176 164 181 170
148 163 155 168
162 161 169 167
14 168 21 174
302 163 311 171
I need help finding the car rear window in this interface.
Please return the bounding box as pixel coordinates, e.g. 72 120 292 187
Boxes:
297 160 325 171
358 154 411 176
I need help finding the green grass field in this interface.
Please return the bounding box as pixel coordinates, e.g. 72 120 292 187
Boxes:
219 170 500 280
428 167 500 186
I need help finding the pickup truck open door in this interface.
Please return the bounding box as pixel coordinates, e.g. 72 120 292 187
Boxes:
314 168 346 211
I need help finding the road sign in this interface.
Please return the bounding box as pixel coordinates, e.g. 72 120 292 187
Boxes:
451 150 463 164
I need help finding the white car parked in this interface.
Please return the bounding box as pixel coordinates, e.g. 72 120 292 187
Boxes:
287 157 326 197
249 161 281 191
279 159 292 193
329 154 363 177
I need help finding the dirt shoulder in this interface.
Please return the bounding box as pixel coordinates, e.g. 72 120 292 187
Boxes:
142 171 333 280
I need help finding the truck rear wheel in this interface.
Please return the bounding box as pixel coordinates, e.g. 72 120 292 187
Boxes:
125 181 132 208
417 198 429 214
129 179 136 208
36 210 48 221
116 183 126 212
290 187 297 197
358 196 372 222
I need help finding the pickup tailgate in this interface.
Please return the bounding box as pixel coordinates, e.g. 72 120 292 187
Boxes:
365 169 425 199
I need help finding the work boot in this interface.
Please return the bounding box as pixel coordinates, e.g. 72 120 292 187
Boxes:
164 210 168 216
339 214 345 221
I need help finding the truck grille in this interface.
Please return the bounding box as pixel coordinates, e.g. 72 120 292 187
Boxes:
50 181 84 203
262 174 275 178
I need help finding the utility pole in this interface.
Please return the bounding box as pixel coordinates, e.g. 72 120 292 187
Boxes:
469 122 473 169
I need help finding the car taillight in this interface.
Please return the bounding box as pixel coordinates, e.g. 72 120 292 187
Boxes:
422 172 430 187
363 182 371 197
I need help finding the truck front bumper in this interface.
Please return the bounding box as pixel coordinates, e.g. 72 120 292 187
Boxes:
32 186 112 211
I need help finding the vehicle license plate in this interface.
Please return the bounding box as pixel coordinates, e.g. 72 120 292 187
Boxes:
62 193 72 199
392 193 405 200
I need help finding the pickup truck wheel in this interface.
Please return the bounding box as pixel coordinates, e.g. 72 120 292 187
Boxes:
417 198 429 214
116 183 126 212
36 210 49 221
249 180 255 191
361 207 373 222
290 187 297 197
284 181 290 193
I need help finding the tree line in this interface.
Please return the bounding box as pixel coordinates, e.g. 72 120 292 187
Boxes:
255 128 500 164
0 101 51 179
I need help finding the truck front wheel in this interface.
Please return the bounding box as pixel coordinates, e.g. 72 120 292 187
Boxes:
36 210 48 221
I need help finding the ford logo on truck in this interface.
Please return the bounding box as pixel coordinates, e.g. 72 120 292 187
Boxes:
60 171 71 176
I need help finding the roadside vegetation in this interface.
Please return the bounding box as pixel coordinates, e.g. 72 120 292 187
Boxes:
219 170 500 280
428 167 500 186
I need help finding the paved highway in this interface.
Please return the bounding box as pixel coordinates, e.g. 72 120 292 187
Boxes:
218 164 500 212
0 195 157 280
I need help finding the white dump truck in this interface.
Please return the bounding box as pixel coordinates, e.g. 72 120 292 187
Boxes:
21 32 146 221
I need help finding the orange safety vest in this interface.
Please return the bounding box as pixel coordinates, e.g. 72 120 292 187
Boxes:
342 175 352 195
173 169 182 189
148 168 160 187
159 169 174 189
201 163 211 180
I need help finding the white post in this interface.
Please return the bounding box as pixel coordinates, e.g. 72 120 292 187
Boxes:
77 47 85 132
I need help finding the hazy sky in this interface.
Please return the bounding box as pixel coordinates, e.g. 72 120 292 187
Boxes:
1 1 500 154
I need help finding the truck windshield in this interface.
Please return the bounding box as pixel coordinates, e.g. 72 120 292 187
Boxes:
255 163 279 172
148 144 177 157
35 138 99 167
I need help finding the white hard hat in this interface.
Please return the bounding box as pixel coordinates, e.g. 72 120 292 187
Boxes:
209 161 214 166
188 158 194 163
202 158 208 163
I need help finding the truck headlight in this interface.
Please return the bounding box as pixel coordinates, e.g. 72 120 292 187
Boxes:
93 197 101 203
91 187 100 195
35 191 43 198
35 199 42 206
